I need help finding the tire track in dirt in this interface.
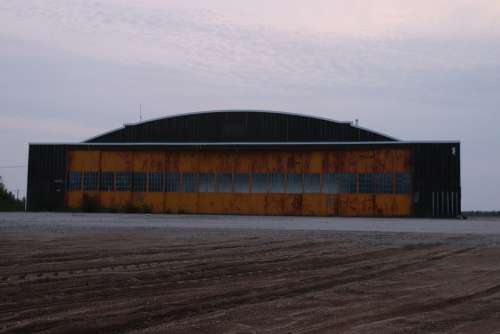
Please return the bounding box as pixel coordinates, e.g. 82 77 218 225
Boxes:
0 243 435 329
63 245 455 333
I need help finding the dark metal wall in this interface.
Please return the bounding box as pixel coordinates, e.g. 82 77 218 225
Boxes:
412 143 461 218
27 142 461 217
27 145 67 211
86 111 395 143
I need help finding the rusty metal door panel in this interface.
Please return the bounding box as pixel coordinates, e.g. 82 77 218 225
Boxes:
373 149 392 173
303 151 324 173
267 152 286 173
133 152 164 171
282 194 302 215
374 194 412 216
197 193 232 214
68 150 101 171
177 151 199 172
250 151 269 172
393 149 412 172
101 151 133 171
322 151 340 173
265 193 284 215
198 193 220 214
164 193 181 213
174 193 198 214
234 153 252 173
302 194 328 216
325 194 339 216
338 194 375 216
285 152 304 173
67 192 83 209
165 152 181 172
100 192 131 210
132 192 146 208
199 152 232 173
140 193 164 213
341 150 375 173
231 194 265 215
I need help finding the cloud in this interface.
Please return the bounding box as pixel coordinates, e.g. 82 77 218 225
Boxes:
1 0 500 209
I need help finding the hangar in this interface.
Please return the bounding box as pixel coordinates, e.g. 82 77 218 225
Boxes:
27 110 461 217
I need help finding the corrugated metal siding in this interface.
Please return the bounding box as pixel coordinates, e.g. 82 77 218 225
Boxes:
86 111 395 143
412 143 461 218
27 145 67 211
27 142 460 217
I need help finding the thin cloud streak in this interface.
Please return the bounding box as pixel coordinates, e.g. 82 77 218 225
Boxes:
0 0 499 210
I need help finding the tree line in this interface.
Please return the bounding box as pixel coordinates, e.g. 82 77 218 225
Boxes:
0 176 25 211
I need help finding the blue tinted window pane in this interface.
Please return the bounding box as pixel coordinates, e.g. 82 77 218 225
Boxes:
100 172 114 191
269 173 285 193
165 173 180 192
287 173 302 193
252 173 268 193
199 173 215 192
323 173 339 194
68 171 81 191
133 172 146 192
304 173 321 193
183 173 197 192
234 173 249 193
217 173 232 193
148 172 163 192
83 172 98 191
396 173 412 193
339 173 357 193
359 174 373 193
374 173 393 193
116 172 132 191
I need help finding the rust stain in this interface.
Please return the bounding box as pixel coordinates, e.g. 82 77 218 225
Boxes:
66 148 413 216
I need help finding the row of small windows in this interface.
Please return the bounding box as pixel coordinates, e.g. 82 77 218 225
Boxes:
68 172 412 194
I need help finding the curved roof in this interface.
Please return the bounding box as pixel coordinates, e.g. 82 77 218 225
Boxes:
85 110 397 143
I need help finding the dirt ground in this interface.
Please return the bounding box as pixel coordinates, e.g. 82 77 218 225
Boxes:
2 214 500 333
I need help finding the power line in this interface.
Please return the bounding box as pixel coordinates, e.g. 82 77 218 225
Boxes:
0 165 27 169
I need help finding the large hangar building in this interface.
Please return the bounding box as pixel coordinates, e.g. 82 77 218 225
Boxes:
27 110 461 217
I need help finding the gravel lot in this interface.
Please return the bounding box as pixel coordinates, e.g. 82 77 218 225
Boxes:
2 213 500 333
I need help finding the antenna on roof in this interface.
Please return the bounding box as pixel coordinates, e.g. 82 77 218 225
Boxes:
139 104 142 122
355 119 359 126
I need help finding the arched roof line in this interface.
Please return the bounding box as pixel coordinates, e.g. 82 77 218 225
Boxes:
84 109 398 143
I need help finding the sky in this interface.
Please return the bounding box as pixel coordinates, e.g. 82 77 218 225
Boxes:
1 0 499 210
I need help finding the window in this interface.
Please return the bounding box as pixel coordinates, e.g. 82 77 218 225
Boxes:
269 173 285 193
287 173 302 193
133 172 146 192
199 173 215 192
165 173 181 192
68 171 82 191
323 173 339 194
304 173 321 193
148 172 163 192
359 174 373 193
182 173 197 192
234 173 249 193
83 172 98 191
396 173 412 193
100 172 114 191
374 173 393 193
252 173 268 193
217 173 233 193
116 172 132 191
339 173 357 193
